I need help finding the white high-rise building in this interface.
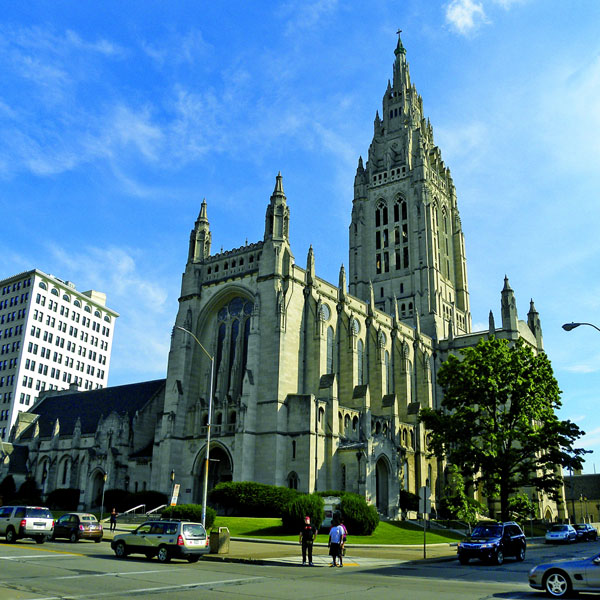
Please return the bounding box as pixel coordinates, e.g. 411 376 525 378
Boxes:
0 269 118 439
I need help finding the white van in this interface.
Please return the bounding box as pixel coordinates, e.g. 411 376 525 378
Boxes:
321 496 341 531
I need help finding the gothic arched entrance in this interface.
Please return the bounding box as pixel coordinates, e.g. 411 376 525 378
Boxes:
195 445 233 504
375 457 389 515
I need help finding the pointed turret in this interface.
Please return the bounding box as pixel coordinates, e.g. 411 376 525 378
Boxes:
501 276 518 334
306 245 315 286
488 310 496 337
264 172 290 243
527 299 544 350
188 198 211 263
338 264 346 303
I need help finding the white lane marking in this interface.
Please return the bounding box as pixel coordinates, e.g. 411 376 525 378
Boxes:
23 576 264 600
0 555 65 560
55 569 175 579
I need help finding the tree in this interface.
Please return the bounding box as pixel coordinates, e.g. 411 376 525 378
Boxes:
442 464 486 528
420 337 586 521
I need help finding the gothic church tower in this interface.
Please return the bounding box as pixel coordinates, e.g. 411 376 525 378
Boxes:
349 33 471 341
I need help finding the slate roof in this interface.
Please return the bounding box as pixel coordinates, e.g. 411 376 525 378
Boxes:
18 379 166 439
564 473 600 501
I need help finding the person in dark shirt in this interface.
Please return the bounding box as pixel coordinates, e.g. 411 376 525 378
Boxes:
299 515 317 566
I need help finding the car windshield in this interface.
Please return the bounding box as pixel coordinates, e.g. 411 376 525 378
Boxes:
550 525 568 532
471 525 502 538
182 524 206 539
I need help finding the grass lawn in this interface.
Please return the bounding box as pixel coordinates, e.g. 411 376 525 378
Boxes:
212 516 463 545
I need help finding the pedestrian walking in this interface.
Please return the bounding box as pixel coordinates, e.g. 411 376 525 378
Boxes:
328 518 345 567
299 515 317 566
109 508 118 533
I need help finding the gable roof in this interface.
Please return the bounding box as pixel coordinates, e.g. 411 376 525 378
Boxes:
18 379 166 439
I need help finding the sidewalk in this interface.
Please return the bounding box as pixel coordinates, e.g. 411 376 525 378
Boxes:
101 526 458 565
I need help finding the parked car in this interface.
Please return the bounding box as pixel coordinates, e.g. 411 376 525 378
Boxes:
574 523 598 542
457 521 526 565
529 551 600 597
111 519 210 563
0 505 54 543
51 513 103 543
545 524 577 544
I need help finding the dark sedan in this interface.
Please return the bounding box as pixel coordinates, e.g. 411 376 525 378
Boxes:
51 513 103 543
575 523 598 542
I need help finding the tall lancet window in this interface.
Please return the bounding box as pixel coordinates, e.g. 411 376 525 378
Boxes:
357 339 364 385
394 198 409 270
326 326 334 374
385 350 391 394
214 297 254 400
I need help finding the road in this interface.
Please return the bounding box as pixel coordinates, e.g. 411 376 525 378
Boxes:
0 538 598 600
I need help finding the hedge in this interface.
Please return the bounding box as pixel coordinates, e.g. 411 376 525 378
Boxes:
209 481 300 517
162 504 216 530
281 494 324 532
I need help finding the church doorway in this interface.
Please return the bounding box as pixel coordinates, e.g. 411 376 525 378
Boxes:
375 458 389 515
196 445 233 503
90 471 106 509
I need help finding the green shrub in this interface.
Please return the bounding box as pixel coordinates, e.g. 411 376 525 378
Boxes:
103 489 129 513
339 493 379 535
14 478 42 505
0 475 17 505
46 488 81 510
209 481 299 517
400 489 420 512
162 504 216 530
281 494 324 532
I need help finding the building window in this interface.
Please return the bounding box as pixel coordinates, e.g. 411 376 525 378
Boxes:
357 339 364 385
326 327 334 374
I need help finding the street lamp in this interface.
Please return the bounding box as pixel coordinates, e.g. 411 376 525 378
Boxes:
173 325 215 528
100 472 108 522
562 322 600 333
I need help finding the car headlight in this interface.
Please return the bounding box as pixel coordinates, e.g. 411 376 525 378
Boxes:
529 567 538 576
480 542 497 549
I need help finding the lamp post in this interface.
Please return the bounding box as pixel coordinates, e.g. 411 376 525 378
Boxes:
562 322 600 333
100 472 107 522
174 325 215 528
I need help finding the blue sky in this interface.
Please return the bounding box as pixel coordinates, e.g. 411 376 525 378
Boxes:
1 1 599 471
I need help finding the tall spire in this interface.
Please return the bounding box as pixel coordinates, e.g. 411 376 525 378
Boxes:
188 198 211 263
264 172 290 242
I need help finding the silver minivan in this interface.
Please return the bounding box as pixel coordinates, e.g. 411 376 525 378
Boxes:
0 505 55 543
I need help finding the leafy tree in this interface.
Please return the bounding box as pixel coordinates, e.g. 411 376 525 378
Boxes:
420 337 586 521
442 464 486 527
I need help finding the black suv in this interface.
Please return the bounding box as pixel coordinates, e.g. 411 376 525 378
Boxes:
457 521 526 565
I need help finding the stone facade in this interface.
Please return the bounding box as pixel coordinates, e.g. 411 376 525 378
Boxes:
0 35 564 521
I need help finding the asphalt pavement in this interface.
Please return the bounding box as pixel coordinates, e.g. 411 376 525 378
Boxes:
101 526 459 565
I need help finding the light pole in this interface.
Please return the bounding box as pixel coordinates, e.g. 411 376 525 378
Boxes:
100 472 107 521
173 325 215 528
562 322 600 333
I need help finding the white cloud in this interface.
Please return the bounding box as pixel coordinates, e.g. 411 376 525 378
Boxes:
46 244 173 379
445 0 488 35
280 0 339 35
141 30 210 67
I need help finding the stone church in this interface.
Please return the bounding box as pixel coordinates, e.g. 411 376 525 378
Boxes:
0 35 563 521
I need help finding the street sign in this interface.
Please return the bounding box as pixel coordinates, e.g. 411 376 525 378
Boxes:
170 483 180 506
419 485 431 514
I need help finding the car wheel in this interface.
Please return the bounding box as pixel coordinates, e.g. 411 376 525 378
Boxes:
494 549 504 565
458 556 469 565
35 535 46 544
69 532 78 543
187 555 200 563
94 538 102 543
114 541 128 558
5 528 16 543
544 570 571 598
156 545 171 563
516 546 526 561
